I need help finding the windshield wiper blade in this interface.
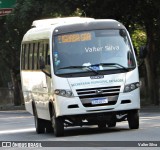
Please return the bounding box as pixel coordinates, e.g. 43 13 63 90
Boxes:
87 66 99 75
58 66 83 70
58 65 99 75
91 63 131 71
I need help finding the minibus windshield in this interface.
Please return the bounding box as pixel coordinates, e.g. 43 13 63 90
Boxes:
53 29 136 76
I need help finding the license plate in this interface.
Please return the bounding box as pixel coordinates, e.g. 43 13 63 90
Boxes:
91 98 108 105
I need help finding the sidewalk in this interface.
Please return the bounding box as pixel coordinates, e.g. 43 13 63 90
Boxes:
140 105 160 113
0 104 25 111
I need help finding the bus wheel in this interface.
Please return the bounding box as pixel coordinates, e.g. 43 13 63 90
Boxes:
98 122 106 129
108 121 116 127
34 115 45 134
108 115 116 127
51 116 64 137
127 110 139 129
45 120 54 133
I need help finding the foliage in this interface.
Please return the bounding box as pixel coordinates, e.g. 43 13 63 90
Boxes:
0 0 160 105
131 28 147 55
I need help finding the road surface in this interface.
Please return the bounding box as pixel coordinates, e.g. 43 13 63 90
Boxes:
0 110 160 150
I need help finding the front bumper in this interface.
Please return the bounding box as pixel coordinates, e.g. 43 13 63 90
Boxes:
54 88 140 117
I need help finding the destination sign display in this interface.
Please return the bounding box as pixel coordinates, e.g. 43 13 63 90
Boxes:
58 32 92 43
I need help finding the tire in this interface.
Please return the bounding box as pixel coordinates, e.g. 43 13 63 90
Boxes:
45 120 54 133
51 116 64 137
33 104 45 134
34 115 45 134
108 121 116 127
127 110 139 129
98 122 106 129
108 115 116 127
51 109 64 137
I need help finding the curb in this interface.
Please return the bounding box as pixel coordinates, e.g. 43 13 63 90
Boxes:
0 105 25 111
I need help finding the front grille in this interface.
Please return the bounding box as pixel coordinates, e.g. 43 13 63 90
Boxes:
76 86 121 107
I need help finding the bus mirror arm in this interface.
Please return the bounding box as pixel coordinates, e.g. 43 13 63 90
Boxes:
39 57 51 78
41 69 51 78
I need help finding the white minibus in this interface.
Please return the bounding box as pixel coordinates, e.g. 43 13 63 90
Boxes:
20 17 140 137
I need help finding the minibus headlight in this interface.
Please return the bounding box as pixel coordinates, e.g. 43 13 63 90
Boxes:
54 89 73 97
124 82 140 93
66 91 73 97
130 84 136 90
60 90 66 96
124 85 130 92
55 89 60 95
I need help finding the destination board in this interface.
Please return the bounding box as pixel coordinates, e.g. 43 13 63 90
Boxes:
58 32 92 43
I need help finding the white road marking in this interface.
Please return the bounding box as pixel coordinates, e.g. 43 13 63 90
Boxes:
0 128 35 134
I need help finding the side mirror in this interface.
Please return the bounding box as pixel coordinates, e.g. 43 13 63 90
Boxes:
119 29 127 37
39 56 45 70
139 46 148 59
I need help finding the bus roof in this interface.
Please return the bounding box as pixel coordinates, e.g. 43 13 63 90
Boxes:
31 17 94 28
22 17 94 42
22 17 125 42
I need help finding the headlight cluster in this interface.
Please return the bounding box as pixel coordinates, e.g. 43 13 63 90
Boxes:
124 82 140 93
54 89 73 97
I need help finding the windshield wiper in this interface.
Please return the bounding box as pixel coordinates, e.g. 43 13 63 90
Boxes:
58 65 99 75
91 63 134 71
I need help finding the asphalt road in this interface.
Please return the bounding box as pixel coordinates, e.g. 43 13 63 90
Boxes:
0 110 160 150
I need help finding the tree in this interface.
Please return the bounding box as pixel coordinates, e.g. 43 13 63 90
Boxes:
0 0 82 105
135 0 160 105
1 0 160 105
0 0 43 105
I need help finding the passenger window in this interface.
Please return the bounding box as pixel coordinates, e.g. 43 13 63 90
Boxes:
29 44 34 70
45 44 50 65
25 44 30 70
21 44 25 70
34 43 38 70
37 43 40 69
44 42 51 74
32 43 35 69
27 44 30 70
38 42 44 69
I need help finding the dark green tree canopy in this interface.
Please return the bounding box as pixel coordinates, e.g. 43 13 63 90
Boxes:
0 0 160 105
